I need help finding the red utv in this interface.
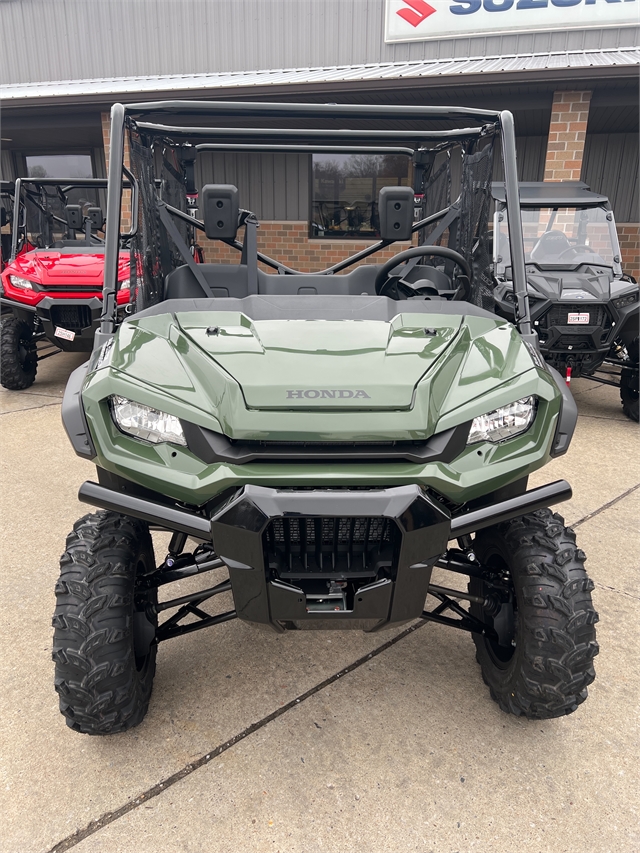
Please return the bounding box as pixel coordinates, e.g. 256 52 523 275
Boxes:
0 178 131 390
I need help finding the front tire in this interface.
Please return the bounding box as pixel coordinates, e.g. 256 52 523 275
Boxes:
469 509 599 719
52 512 158 734
620 336 639 422
0 315 37 389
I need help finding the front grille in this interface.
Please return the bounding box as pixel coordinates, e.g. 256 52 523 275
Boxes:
50 304 93 331
539 304 610 330
264 516 400 578
555 335 593 349
233 439 419 448
39 285 102 293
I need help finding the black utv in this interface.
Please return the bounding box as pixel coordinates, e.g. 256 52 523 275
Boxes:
492 182 639 421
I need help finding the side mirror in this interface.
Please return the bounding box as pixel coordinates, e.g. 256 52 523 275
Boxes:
379 186 414 241
65 205 83 230
202 185 239 240
87 207 104 230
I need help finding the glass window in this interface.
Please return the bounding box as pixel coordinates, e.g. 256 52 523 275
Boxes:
25 154 94 180
311 154 410 239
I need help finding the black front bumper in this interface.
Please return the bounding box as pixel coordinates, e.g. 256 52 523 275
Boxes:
0 295 102 351
210 485 450 632
78 478 573 634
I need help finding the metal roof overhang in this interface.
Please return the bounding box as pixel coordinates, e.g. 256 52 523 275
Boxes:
2 48 639 110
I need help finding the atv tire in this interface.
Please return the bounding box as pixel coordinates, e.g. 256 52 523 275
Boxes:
620 336 639 423
469 509 599 719
0 315 37 389
53 511 158 735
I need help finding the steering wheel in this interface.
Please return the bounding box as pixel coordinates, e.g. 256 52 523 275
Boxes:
557 244 594 260
374 246 472 302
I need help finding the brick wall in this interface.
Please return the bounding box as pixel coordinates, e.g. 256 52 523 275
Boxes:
100 112 132 231
618 223 640 280
544 91 591 182
197 221 416 273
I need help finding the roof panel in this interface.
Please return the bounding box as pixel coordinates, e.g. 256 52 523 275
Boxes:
1 47 638 105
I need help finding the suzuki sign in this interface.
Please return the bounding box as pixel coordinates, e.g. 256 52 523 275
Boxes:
385 0 638 42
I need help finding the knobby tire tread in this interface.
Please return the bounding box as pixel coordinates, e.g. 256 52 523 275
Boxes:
470 509 599 720
52 511 157 735
620 336 639 422
0 315 37 390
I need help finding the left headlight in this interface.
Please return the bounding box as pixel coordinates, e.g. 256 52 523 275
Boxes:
467 396 537 445
110 395 187 446
9 275 34 290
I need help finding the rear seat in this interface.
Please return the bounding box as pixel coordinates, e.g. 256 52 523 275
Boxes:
164 263 380 300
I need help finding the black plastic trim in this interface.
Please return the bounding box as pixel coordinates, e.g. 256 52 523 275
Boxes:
180 421 472 465
61 361 96 460
546 365 578 458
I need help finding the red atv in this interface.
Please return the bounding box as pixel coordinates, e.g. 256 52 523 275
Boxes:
0 178 131 390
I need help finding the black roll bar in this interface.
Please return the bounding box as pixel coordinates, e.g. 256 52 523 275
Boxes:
10 177 23 261
500 110 531 337
124 100 502 122
195 144 416 155
101 103 126 336
135 123 488 141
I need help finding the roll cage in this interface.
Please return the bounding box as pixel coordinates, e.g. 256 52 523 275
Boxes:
9 176 138 262
98 101 532 345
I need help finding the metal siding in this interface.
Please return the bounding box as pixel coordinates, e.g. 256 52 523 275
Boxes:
0 149 16 182
582 133 639 222
492 137 546 184
195 151 308 221
1 0 638 85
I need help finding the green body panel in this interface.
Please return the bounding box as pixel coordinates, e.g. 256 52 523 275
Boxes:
176 313 462 410
82 307 562 507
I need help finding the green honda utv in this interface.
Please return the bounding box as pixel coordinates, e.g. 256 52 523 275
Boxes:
53 101 598 735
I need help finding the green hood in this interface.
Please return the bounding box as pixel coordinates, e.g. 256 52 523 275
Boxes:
104 308 538 441
176 312 462 410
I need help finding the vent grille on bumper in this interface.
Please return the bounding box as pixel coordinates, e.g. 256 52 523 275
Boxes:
540 304 610 330
50 304 93 331
264 516 400 579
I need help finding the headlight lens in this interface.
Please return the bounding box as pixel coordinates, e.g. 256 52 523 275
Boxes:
110 395 187 446
467 396 537 445
9 275 34 290
613 292 638 309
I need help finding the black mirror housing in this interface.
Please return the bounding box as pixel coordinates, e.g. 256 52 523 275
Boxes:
87 207 104 230
379 186 414 241
65 205 83 231
202 185 239 240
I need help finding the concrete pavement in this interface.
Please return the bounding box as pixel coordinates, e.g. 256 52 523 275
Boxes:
1 351 638 853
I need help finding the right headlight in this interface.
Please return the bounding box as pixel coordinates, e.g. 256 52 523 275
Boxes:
110 395 187 446
9 275 35 290
467 396 537 445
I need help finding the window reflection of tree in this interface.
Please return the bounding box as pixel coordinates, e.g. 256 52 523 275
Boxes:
312 154 408 238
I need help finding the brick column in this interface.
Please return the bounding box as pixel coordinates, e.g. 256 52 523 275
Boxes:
543 91 591 182
101 111 131 230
